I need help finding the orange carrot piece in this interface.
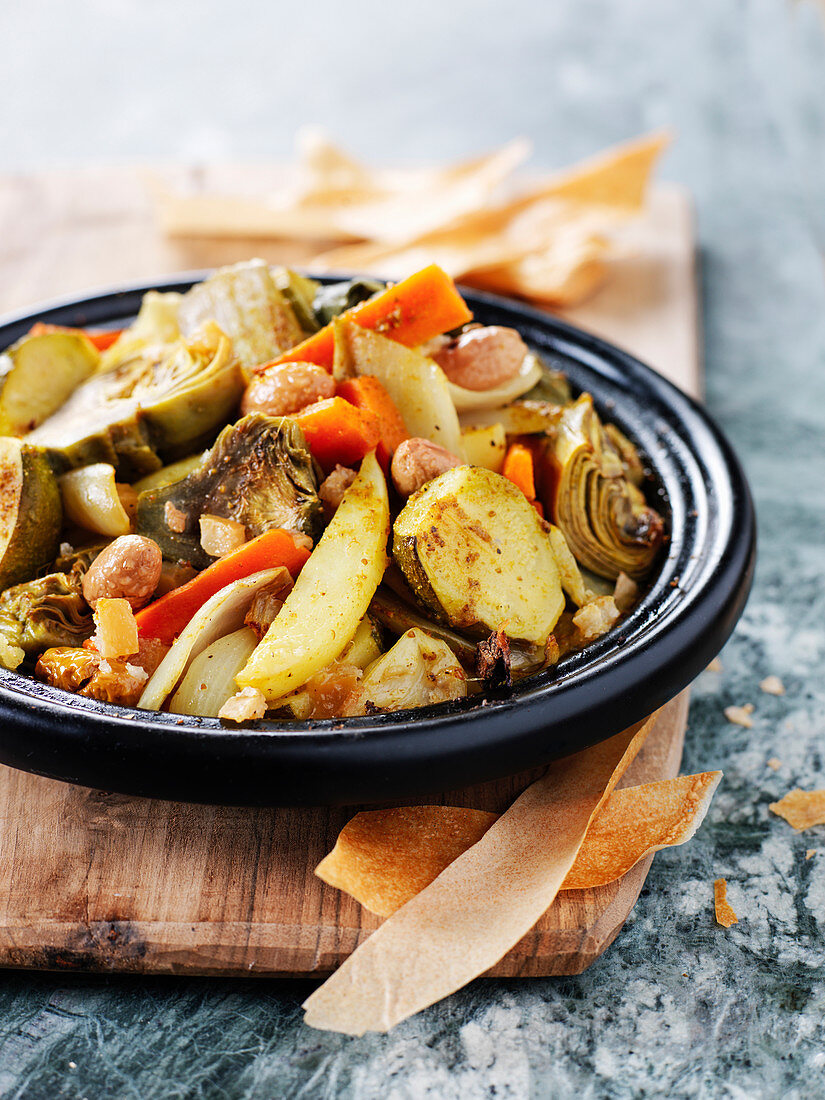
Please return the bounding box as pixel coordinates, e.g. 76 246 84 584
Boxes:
294 396 382 472
503 442 537 501
260 265 473 372
135 528 310 646
336 376 409 466
28 322 124 351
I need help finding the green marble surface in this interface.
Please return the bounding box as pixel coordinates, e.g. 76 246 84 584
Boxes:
1 0 824 1096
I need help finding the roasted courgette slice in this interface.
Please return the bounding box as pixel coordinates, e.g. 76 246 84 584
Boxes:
0 437 62 590
393 465 564 645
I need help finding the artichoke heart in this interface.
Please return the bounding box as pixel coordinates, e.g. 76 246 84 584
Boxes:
136 413 323 568
0 569 94 661
26 322 243 476
393 465 564 645
177 260 304 370
541 394 664 581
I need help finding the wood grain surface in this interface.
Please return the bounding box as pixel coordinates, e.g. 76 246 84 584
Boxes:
0 167 700 978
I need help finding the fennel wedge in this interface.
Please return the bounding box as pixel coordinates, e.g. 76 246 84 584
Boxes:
393 465 564 645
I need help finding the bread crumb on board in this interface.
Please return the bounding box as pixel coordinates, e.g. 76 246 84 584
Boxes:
714 878 738 928
724 703 754 728
760 675 785 695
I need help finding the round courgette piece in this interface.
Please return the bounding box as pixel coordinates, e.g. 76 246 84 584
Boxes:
393 465 564 645
0 437 63 590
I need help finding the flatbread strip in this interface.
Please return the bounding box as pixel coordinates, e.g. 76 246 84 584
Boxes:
316 771 722 917
303 713 653 1035
769 789 825 831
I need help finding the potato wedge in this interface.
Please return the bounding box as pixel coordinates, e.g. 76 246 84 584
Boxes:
393 465 563 644
460 423 506 472
236 450 390 702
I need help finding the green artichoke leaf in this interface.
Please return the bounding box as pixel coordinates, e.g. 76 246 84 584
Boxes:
177 260 304 370
136 412 323 568
271 268 321 335
312 277 385 327
0 570 94 657
25 322 243 476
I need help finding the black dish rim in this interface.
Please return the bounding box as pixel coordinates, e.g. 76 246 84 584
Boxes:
0 274 756 805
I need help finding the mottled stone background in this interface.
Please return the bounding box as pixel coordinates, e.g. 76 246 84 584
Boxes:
1 0 824 1096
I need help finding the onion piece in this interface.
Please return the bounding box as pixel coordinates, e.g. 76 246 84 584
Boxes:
137 567 287 711
447 352 542 412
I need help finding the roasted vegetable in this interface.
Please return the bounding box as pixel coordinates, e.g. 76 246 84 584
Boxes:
447 351 543 412
0 331 99 436
460 423 506 472
0 570 94 665
236 450 390 702
333 320 464 458
312 277 384 327
271 268 322 334
279 614 384 719
393 465 564 645
369 586 555 678
523 366 572 406
138 567 288 711
350 628 467 714
0 438 62 590
59 463 133 537
27 322 243 476
99 291 182 371
458 400 563 437
177 260 304 370
131 453 206 494
136 414 322 568
269 265 473 371
169 625 259 718
537 394 665 580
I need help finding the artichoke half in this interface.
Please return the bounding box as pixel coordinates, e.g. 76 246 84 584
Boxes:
540 394 664 581
0 569 94 665
177 260 304 371
136 413 323 568
26 322 243 478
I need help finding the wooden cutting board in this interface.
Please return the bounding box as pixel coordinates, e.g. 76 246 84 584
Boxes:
0 169 699 978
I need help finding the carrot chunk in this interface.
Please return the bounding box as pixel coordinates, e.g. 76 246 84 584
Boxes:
503 442 537 501
336 376 409 466
294 396 383 472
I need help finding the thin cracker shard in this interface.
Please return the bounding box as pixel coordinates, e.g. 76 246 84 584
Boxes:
724 704 754 728
714 878 738 928
769 789 825 832
303 713 654 1035
316 772 722 916
759 675 785 696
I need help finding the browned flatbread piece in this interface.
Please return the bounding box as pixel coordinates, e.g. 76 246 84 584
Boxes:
316 771 721 916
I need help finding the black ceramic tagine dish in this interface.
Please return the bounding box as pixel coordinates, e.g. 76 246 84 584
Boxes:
0 277 756 806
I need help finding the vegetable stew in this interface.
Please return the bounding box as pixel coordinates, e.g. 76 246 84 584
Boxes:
0 261 665 722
